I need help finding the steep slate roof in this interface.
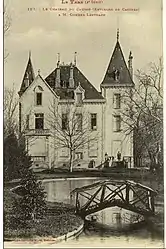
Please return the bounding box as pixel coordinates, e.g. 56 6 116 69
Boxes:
19 54 35 95
45 65 104 100
101 40 134 87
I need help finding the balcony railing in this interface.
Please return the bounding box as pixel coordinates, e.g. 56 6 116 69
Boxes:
25 129 51 136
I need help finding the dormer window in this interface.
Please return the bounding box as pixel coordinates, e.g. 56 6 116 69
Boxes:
114 69 120 81
76 92 83 104
74 83 85 105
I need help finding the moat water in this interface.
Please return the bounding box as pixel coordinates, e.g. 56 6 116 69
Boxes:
42 177 164 248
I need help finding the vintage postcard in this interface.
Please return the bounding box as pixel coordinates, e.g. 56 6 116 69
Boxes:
4 0 164 248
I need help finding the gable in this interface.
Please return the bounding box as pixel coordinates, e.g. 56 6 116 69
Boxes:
19 74 59 102
75 83 85 93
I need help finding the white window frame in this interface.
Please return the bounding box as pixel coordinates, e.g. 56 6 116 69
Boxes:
113 115 121 132
35 113 44 129
75 152 83 160
74 83 85 105
75 113 82 131
113 93 121 109
36 92 42 106
91 113 97 131
88 140 98 157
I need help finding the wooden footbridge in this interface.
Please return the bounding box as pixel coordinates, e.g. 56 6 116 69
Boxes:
71 180 157 218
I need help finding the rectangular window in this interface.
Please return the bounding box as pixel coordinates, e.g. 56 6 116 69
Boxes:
114 94 121 109
75 152 83 160
91 114 97 130
76 93 82 104
32 156 46 162
62 114 68 130
26 115 29 129
35 113 44 129
76 113 82 131
89 141 98 157
36 92 42 106
113 115 121 132
61 148 69 157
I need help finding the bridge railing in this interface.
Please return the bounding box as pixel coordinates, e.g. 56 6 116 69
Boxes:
71 180 157 218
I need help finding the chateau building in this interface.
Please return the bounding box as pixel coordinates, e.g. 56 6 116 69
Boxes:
18 31 134 169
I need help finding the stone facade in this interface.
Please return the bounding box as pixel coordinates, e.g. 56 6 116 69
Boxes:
18 32 134 169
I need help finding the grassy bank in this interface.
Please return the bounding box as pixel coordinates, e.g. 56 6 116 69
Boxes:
4 187 83 241
35 167 157 181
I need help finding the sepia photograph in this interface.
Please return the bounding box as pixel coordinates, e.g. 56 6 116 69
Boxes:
3 0 163 247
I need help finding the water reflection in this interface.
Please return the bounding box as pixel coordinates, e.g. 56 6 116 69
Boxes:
42 178 163 244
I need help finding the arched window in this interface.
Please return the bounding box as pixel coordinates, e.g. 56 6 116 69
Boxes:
33 86 43 106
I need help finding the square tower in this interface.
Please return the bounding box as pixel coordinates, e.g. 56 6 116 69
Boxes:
100 30 134 167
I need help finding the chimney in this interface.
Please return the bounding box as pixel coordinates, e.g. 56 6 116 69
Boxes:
24 72 29 88
55 53 61 88
128 51 133 79
69 63 74 88
74 52 77 66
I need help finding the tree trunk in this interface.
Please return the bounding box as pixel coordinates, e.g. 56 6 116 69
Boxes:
69 150 73 173
148 150 157 172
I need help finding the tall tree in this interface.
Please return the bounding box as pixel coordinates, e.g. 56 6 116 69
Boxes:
122 58 163 171
4 85 18 138
4 131 19 181
15 167 47 226
4 134 47 226
47 103 98 172
4 85 38 148
4 4 11 60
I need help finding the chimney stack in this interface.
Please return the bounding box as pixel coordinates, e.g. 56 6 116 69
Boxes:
69 62 74 88
55 53 61 88
128 51 133 79
74 52 77 66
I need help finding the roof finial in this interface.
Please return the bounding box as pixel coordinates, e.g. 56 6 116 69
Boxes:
58 53 60 62
74 52 77 66
29 50 31 59
117 28 119 41
57 53 60 67
129 51 133 59
38 69 41 75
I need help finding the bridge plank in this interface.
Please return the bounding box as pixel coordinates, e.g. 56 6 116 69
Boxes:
71 180 129 193
105 185 126 202
73 180 156 218
106 184 126 202
82 186 102 211
100 185 106 203
131 192 147 205
79 192 99 205
78 199 154 218
80 191 101 201
130 186 151 211
126 180 157 194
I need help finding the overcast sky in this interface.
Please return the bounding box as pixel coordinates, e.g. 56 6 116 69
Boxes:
4 0 162 92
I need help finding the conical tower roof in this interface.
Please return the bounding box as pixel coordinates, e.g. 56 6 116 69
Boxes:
101 30 134 87
19 52 35 95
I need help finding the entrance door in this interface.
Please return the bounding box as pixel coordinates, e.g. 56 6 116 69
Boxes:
112 140 122 159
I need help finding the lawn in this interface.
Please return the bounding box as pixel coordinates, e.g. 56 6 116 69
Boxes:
4 187 83 241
